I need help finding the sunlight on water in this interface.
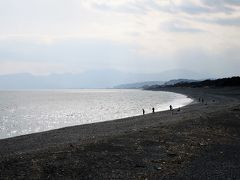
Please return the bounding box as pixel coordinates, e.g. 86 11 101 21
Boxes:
0 89 192 139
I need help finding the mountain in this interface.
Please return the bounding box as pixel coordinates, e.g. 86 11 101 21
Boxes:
0 69 209 89
163 79 199 86
145 76 240 90
114 81 164 89
169 76 240 88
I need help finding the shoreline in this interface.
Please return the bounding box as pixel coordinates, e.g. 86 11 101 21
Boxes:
0 89 198 154
0 87 238 153
0 89 192 141
1 87 240 179
0 89 193 141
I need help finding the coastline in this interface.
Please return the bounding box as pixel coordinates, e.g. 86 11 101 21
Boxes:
1 87 240 179
0 89 192 140
0 89 196 154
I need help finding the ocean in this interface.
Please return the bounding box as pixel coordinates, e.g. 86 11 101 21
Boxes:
0 89 193 139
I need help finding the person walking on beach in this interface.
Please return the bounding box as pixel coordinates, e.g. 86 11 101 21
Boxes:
142 109 145 115
170 105 174 115
152 107 155 113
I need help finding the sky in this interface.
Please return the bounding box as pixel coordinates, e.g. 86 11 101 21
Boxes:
0 0 240 78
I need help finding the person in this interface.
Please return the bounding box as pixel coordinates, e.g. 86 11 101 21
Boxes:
142 109 145 115
170 105 173 111
202 98 204 103
152 107 155 113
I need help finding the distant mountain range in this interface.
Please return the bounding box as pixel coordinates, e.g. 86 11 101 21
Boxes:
0 69 211 89
114 79 199 89
114 81 165 89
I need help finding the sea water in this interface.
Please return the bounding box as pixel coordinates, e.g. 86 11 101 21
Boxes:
0 89 193 139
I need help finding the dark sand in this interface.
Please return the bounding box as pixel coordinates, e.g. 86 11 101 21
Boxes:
1 87 240 179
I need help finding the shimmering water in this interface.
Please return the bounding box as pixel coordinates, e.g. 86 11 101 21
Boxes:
0 89 192 139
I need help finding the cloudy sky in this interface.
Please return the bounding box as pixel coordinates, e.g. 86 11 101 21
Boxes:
0 0 240 77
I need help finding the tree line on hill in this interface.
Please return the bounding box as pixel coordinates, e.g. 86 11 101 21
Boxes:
144 76 240 90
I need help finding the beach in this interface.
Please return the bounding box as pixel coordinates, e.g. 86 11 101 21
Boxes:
1 87 240 179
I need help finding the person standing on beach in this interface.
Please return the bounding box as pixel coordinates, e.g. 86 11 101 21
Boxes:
142 109 145 115
152 107 155 113
170 105 174 115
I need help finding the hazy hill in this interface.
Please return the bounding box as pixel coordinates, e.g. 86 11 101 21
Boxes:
171 76 240 88
145 76 240 90
163 79 199 86
114 79 198 89
0 69 209 89
114 81 164 89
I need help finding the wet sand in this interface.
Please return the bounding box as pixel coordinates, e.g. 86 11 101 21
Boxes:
1 87 240 179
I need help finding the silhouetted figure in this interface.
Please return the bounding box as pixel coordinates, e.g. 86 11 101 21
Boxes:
170 105 173 111
152 107 155 113
142 109 145 115
202 98 204 103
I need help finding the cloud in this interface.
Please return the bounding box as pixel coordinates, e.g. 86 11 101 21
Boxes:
210 17 240 26
0 38 143 74
174 47 240 77
160 20 205 33
0 0 240 78
0 35 239 78
82 0 240 15
167 1 211 15
88 0 148 14
202 0 240 6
